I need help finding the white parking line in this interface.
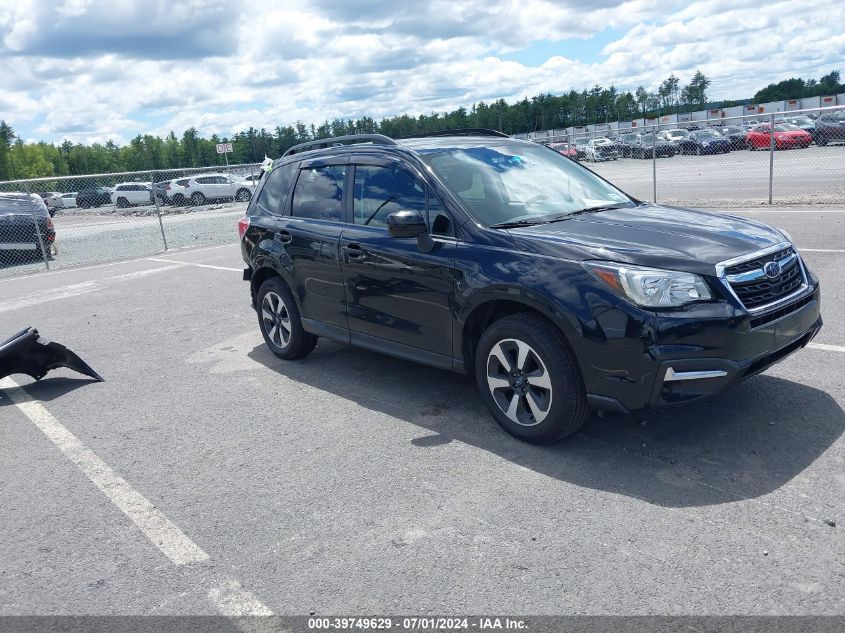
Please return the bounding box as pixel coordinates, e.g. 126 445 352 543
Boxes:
148 257 242 272
208 579 274 616
808 342 845 353
0 377 209 566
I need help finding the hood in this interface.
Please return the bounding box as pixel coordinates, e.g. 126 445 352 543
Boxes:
505 204 787 275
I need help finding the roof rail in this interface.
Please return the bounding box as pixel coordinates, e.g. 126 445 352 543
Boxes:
401 128 511 139
282 133 398 157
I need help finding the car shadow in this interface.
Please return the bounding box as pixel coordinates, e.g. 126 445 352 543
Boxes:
247 339 844 509
0 376 101 406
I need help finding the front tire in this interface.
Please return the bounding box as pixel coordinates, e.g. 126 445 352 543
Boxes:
257 278 317 360
475 313 589 444
235 188 252 202
190 192 206 206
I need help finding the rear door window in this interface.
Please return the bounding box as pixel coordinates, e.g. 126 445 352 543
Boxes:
255 162 297 215
291 165 346 222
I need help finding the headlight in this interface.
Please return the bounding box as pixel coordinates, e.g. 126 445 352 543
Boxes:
702 142 710 146
583 262 712 308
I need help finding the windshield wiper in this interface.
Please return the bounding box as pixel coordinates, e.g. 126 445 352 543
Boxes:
545 204 630 222
488 219 549 229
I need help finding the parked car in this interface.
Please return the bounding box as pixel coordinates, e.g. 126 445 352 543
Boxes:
76 187 112 208
583 138 619 161
547 142 577 159
657 129 687 148
812 110 845 145
746 123 813 150
34 192 62 216
239 130 822 444
176 173 254 206
0 192 56 259
784 115 815 134
152 180 173 205
717 125 748 150
52 192 78 209
629 133 675 158
573 137 590 160
678 129 731 155
111 182 154 208
617 132 639 157
165 178 193 206
242 174 262 185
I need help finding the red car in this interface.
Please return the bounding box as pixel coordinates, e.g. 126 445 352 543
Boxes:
746 123 812 150
548 142 578 159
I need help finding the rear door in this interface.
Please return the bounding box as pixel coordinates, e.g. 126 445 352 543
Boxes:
339 159 457 361
276 160 349 332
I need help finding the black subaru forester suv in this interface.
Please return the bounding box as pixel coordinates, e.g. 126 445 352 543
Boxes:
239 130 821 444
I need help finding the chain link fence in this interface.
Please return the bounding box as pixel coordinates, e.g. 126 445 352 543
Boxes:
0 163 260 277
534 105 845 207
2 107 844 278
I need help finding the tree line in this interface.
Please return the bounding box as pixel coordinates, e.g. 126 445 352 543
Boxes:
0 69 840 181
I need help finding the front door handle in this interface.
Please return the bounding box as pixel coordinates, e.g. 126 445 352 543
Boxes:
275 230 292 245
343 243 365 260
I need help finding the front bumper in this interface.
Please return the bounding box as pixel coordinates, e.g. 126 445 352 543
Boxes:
582 282 822 413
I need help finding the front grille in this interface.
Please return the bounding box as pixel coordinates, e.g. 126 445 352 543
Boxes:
725 247 805 310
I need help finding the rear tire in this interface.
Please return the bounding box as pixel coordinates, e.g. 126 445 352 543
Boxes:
695 146 702 156
116 197 129 208
475 313 589 444
256 278 317 360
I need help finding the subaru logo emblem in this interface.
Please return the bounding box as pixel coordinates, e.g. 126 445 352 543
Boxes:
763 260 782 279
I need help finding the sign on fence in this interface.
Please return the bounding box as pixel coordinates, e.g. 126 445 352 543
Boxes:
216 142 233 154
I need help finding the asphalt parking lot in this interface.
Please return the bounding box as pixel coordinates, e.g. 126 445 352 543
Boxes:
1 208 843 616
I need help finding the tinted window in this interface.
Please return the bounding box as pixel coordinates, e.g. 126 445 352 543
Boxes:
352 165 425 228
256 162 297 214
291 165 345 222
195 177 212 184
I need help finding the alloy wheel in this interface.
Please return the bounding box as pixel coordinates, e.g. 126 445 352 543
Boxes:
486 338 553 427
261 291 291 349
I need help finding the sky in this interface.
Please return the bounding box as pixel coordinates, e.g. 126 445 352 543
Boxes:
0 0 843 145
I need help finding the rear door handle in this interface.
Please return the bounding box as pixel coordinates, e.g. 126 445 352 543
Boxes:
343 243 365 260
275 230 292 244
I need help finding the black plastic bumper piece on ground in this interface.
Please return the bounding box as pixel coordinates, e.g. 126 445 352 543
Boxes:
0 327 104 382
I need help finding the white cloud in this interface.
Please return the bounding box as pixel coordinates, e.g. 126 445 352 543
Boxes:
0 0 842 144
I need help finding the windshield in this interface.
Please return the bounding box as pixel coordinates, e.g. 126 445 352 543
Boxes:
420 142 635 226
698 131 721 139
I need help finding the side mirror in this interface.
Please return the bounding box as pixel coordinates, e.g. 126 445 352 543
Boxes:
387 210 427 238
